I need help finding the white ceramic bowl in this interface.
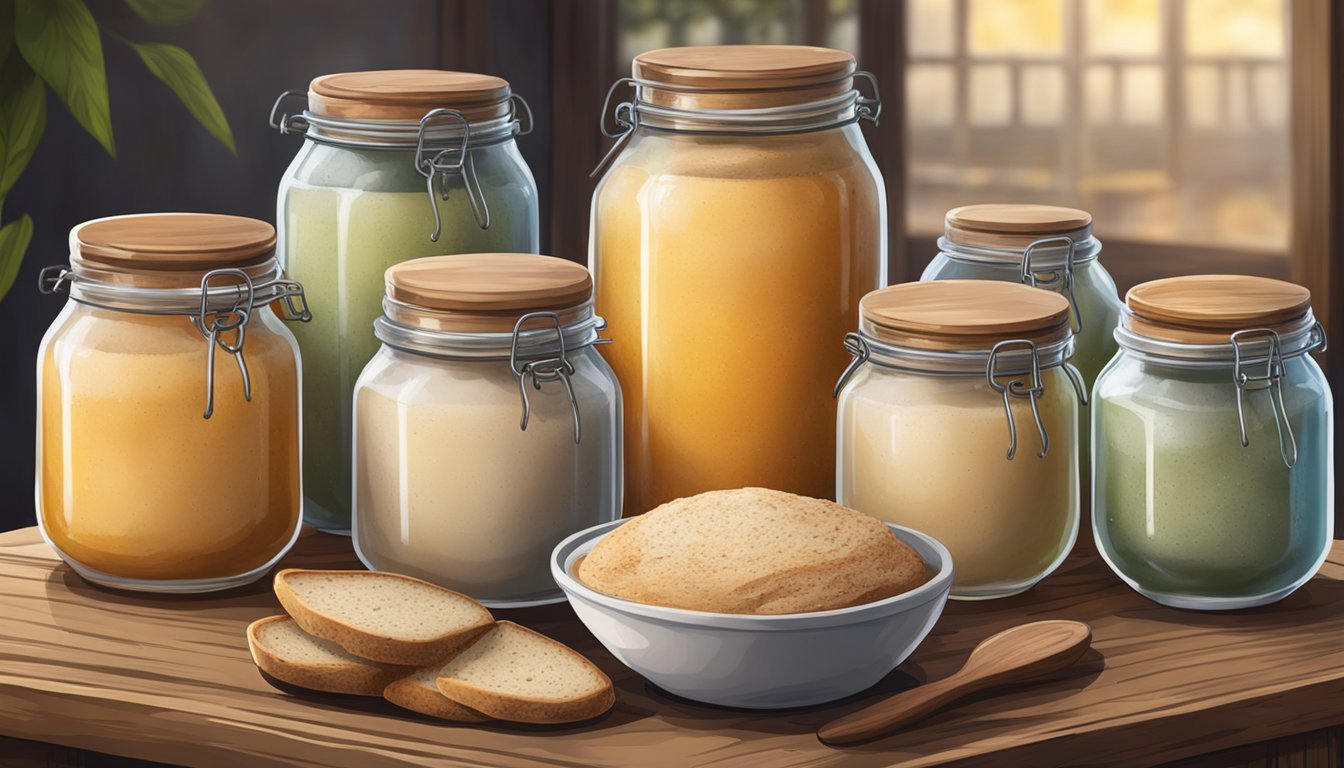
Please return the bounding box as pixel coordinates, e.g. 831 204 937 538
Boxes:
551 519 953 709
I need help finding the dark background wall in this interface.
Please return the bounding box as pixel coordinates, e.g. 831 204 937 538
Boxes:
0 0 553 532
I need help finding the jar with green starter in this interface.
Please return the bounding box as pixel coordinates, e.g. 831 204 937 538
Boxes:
271 70 540 533
1093 275 1332 610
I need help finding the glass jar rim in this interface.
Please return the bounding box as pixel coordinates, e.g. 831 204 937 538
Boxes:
1114 312 1326 367
374 295 606 361
938 235 1102 270
43 258 306 315
270 90 532 150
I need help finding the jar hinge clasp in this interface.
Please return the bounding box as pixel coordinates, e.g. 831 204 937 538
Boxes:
510 311 582 444
193 269 257 420
416 108 491 240
833 332 870 397
1231 328 1297 468
509 94 535 137
268 90 310 135
986 339 1050 460
1022 235 1082 334
591 78 639 179
38 265 72 294
854 71 882 124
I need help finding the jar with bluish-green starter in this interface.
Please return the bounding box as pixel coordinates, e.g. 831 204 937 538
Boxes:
1092 274 1332 610
271 70 539 533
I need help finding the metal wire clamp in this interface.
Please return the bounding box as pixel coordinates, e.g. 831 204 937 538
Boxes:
416 108 491 240
1021 235 1082 334
833 332 871 397
510 312 582 444
1231 328 1296 468
268 90 310 135
987 339 1050 460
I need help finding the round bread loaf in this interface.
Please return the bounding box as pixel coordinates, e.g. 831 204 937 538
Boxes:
577 488 927 614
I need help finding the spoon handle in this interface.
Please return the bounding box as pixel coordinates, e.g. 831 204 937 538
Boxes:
818 674 972 745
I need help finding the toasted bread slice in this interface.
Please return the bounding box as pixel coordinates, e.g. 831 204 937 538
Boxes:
274 569 494 666
436 621 615 724
246 615 410 696
384 666 491 723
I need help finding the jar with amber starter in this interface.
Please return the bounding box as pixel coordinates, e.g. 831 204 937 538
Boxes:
352 254 621 606
36 214 309 592
272 69 539 534
835 281 1088 599
1094 275 1332 609
591 45 885 515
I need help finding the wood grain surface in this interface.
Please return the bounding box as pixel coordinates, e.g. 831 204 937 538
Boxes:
2 526 1344 768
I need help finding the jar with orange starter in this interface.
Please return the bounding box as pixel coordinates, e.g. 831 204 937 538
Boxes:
36 214 309 593
590 45 886 515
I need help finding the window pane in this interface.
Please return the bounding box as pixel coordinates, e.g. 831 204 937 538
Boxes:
617 0 806 66
1225 65 1250 127
826 0 859 53
1086 0 1160 57
908 0 955 57
908 64 957 127
967 0 1063 57
1085 66 1115 124
969 65 1014 125
1185 65 1222 127
1021 65 1063 126
1186 0 1284 57
1120 65 1163 125
1253 65 1286 128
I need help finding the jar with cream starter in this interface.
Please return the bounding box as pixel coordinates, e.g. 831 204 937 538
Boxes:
836 280 1087 599
36 214 309 592
273 69 539 534
352 253 622 607
1093 275 1332 609
591 45 885 516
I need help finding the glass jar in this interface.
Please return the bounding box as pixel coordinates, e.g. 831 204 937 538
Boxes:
352 254 622 607
272 70 540 533
1093 275 1333 610
36 213 309 592
591 45 886 515
836 280 1087 599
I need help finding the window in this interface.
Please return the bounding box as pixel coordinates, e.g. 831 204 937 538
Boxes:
906 0 1291 265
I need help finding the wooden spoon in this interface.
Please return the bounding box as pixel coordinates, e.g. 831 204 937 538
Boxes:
818 620 1092 746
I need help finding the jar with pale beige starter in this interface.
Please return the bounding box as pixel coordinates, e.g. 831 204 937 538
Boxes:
835 280 1087 599
36 214 310 592
590 45 886 516
352 253 622 607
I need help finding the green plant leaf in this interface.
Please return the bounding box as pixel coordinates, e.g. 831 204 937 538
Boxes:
14 0 113 157
0 213 33 302
0 56 47 199
129 41 234 154
123 0 206 25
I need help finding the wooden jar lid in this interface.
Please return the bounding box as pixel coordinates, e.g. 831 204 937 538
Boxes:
386 253 592 333
861 280 1072 350
632 45 856 110
71 213 276 271
1125 274 1313 344
944 204 1093 251
308 70 512 122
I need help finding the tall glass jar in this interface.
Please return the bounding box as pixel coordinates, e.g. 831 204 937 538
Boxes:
36 214 309 592
836 280 1087 599
591 45 886 516
273 70 540 533
1094 275 1333 610
353 254 622 607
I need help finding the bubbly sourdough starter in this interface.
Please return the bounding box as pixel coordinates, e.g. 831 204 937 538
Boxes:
353 347 618 604
593 130 883 515
838 367 1078 596
38 307 300 581
283 184 535 531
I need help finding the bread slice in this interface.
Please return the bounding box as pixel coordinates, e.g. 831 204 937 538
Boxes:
384 666 491 723
246 615 410 696
435 621 615 724
273 569 494 666
577 487 927 614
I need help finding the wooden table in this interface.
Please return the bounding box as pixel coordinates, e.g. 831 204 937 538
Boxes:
2 526 1343 768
